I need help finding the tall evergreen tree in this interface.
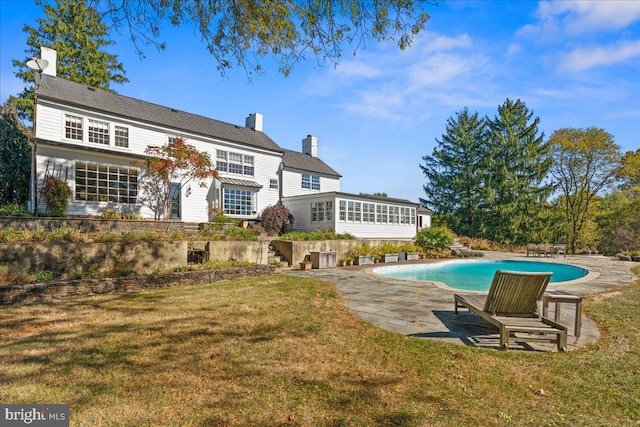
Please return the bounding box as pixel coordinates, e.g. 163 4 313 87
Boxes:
420 108 488 237
10 0 128 121
483 99 552 244
0 104 31 207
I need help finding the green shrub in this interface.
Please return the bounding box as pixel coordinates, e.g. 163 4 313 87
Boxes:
0 203 30 216
279 229 355 241
43 177 72 217
34 270 54 282
415 226 454 250
101 208 121 219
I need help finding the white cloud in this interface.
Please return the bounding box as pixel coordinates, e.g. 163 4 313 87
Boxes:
519 0 640 37
559 39 640 71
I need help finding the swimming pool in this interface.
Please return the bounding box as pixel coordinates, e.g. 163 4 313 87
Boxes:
372 260 590 291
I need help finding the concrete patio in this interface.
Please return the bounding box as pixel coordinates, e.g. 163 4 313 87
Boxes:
286 252 637 352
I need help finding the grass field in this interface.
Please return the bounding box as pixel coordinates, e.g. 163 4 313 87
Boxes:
1 268 639 426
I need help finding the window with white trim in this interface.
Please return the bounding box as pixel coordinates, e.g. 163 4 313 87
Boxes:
65 115 83 140
347 201 354 221
75 161 138 203
88 119 109 145
339 200 346 221
115 126 129 148
216 150 254 177
326 201 333 221
269 179 279 190
216 150 228 172
354 202 361 222
302 174 320 190
391 206 400 224
376 204 388 224
223 188 255 216
363 203 375 223
311 175 320 190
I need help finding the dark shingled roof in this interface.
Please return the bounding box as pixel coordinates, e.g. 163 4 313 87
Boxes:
35 74 284 153
281 149 341 178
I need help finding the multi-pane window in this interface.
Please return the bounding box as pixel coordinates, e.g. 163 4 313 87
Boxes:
347 201 354 221
75 161 138 204
376 205 388 224
228 153 243 174
269 179 279 190
410 208 416 225
302 174 311 189
243 155 254 176
65 115 83 140
223 188 254 216
302 174 320 190
391 206 400 224
311 175 320 190
216 150 254 176
339 200 346 221
354 202 361 222
216 151 228 172
311 201 334 223
88 119 109 145
115 126 129 148
363 203 375 223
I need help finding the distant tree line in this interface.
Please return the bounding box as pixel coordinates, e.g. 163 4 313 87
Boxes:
420 98 639 254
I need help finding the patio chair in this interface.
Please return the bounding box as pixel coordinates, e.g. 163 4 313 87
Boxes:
454 270 567 351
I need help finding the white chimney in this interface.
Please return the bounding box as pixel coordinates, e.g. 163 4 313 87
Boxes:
40 46 57 76
302 135 318 158
245 113 263 132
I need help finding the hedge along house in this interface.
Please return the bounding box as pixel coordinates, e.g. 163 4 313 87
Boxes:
29 47 430 238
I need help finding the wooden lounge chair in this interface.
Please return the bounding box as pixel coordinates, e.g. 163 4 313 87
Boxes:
454 270 567 351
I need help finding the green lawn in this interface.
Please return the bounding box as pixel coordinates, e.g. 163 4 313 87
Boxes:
1 269 639 426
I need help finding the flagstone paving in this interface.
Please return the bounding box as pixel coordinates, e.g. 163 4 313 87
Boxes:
286 252 637 352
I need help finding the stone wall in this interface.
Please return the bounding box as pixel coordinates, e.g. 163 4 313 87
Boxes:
0 216 199 234
0 265 274 306
0 241 188 277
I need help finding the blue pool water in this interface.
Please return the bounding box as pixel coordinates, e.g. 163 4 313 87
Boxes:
372 260 589 291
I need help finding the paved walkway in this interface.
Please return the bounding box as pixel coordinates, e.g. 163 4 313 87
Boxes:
286 252 637 352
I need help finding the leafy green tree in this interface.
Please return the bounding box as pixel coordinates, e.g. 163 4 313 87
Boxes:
0 104 31 207
415 226 454 250
98 0 434 77
10 0 128 120
420 108 488 238
548 127 621 254
483 99 552 244
596 191 640 254
619 149 640 190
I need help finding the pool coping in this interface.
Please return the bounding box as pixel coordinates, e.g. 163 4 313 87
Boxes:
365 258 601 294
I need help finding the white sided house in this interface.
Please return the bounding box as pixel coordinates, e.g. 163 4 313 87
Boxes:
29 47 430 239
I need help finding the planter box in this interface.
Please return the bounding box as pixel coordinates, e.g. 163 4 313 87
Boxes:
632 256 640 262
310 251 337 269
406 252 420 261
299 262 313 271
381 253 399 263
354 255 374 265
399 251 419 261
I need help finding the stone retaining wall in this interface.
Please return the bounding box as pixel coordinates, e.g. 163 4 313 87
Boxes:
0 216 201 234
0 265 274 306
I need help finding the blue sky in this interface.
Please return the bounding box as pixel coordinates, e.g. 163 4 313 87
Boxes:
1 0 639 202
